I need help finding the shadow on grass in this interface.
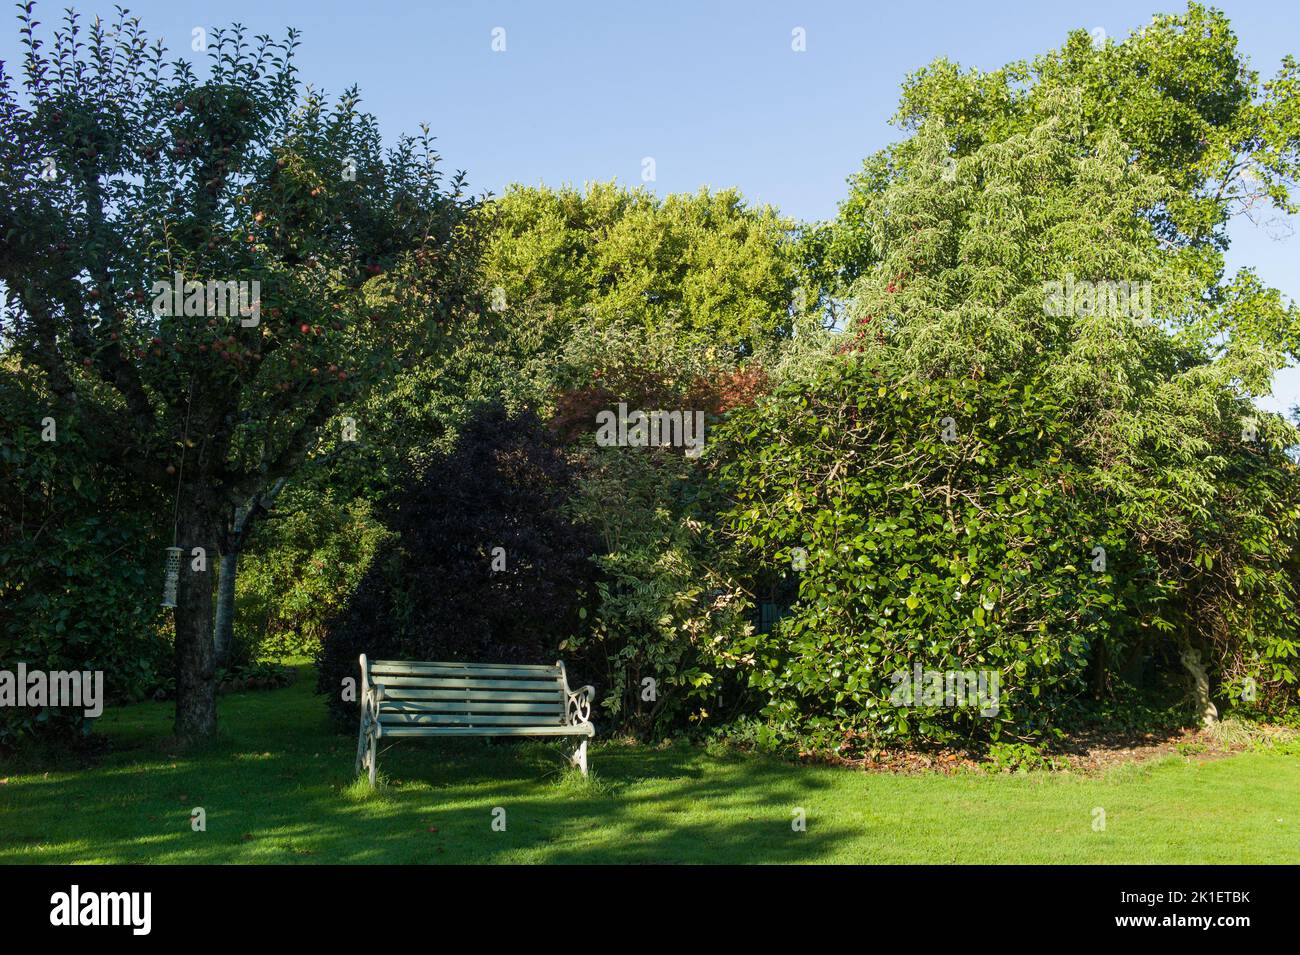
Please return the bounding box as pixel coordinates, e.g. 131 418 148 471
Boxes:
1 689 852 863
332 740 849 863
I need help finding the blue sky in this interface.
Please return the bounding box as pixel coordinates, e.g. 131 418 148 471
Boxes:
5 1 1297 410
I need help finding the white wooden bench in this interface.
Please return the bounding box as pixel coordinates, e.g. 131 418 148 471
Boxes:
354 655 595 786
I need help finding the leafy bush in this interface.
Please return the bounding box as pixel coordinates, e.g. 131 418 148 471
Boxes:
983 741 1067 773
562 444 752 737
316 405 598 726
711 355 1159 749
0 364 169 749
713 348 1300 748
546 320 768 738
237 494 390 660
216 660 295 693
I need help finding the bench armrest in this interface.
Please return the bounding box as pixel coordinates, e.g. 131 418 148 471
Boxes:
357 655 385 720
557 660 595 725
566 685 595 725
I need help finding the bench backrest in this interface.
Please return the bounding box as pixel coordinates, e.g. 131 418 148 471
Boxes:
366 659 568 729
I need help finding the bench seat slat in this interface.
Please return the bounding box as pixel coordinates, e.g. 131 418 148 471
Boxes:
373 688 563 703
377 688 561 701
374 660 561 675
375 677 561 692
373 674 560 687
378 724 594 738
379 712 564 726
381 701 562 715
371 665 561 679
372 659 559 670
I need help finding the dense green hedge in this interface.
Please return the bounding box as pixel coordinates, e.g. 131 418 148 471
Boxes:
0 366 170 749
711 357 1148 747
710 353 1300 749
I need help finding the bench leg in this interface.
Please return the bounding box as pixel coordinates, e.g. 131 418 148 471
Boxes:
354 713 369 776
367 728 379 787
569 738 588 777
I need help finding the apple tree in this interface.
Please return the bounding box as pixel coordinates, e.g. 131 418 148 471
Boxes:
0 6 483 739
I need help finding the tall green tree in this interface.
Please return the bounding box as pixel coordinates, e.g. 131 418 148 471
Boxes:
482 182 802 356
773 4 1300 726
0 6 481 739
825 3 1300 358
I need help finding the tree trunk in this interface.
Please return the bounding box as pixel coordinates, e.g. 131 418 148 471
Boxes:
1179 646 1219 729
174 501 218 740
213 549 238 669
212 481 286 669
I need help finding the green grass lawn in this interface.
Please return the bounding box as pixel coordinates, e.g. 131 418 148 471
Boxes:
1 666 1296 864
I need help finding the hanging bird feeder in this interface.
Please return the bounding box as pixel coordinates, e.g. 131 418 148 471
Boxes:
164 383 196 611
161 546 184 608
